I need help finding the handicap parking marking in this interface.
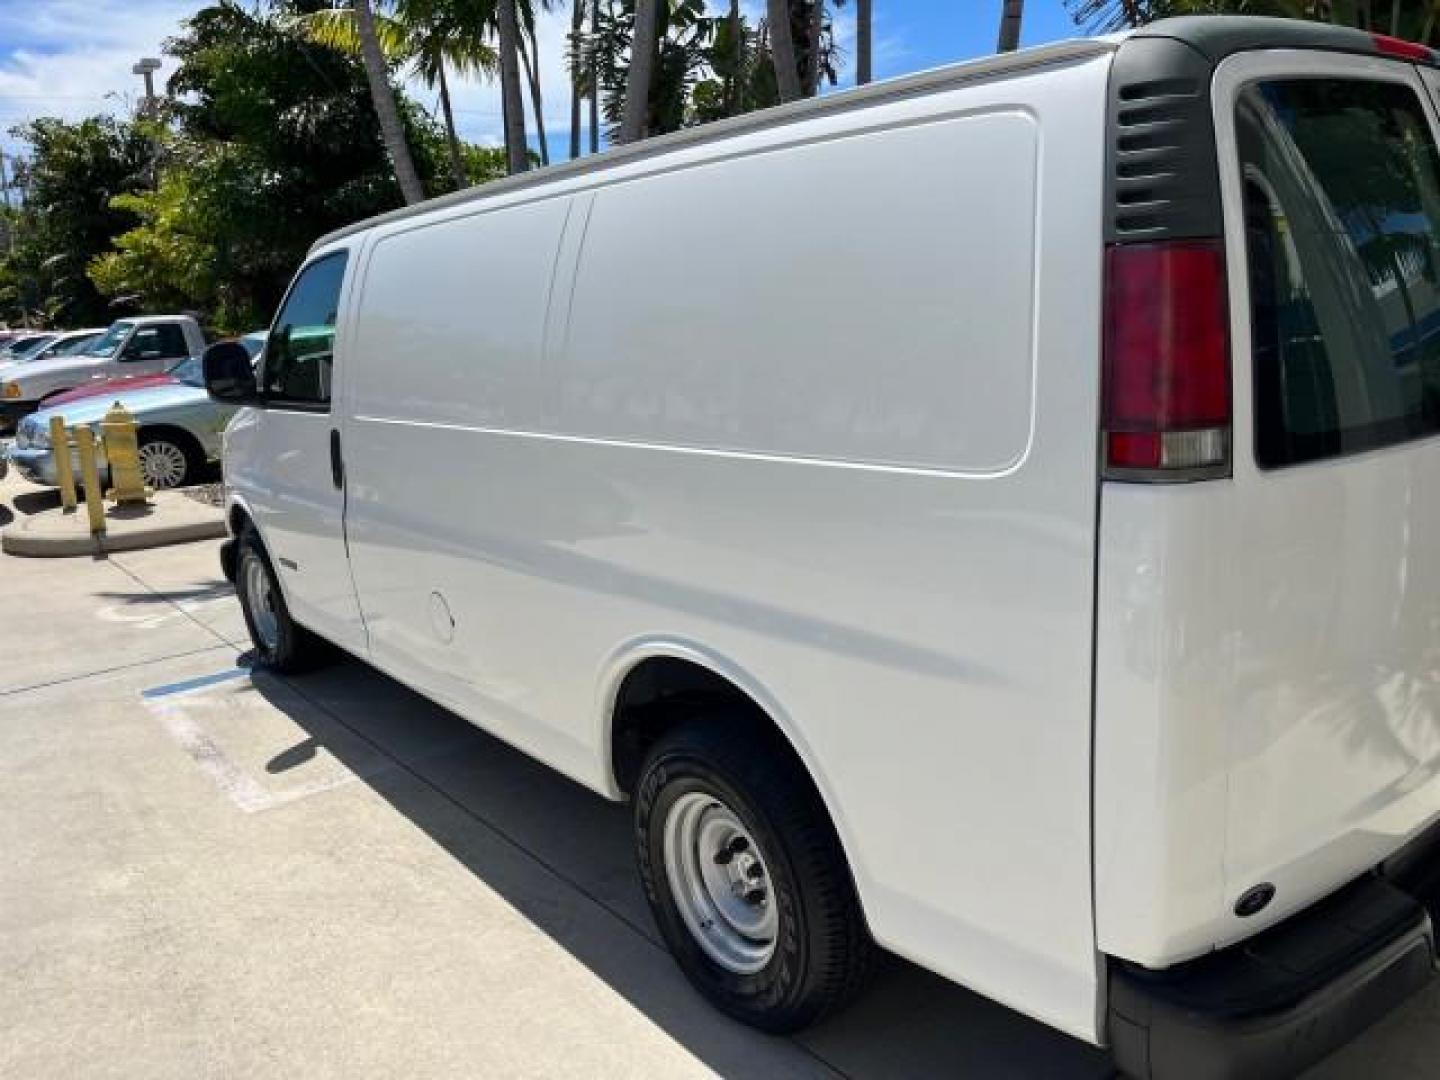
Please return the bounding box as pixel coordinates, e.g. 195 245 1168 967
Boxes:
142 666 473 815
97 599 208 631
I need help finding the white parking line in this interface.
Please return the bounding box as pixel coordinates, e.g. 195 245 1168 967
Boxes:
144 668 472 814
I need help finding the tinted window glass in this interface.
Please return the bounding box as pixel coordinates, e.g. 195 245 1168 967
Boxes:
263 253 347 406
153 323 189 358
88 322 133 357
1239 79 1440 467
52 333 99 357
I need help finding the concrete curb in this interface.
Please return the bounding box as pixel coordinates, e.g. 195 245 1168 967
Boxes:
1 492 225 558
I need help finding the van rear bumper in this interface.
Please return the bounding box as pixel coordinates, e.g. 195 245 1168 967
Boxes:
1108 875 1436 1079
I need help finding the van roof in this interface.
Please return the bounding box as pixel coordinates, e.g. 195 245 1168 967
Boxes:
313 15 1437 253
311 36 1115 251
1131 14 1437 67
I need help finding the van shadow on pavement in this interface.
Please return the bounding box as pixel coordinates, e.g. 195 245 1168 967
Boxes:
244 656 1114 1080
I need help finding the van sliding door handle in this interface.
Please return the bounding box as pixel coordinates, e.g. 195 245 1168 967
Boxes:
329 429 344 490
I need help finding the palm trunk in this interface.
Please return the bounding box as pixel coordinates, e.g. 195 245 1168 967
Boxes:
437 61 467 190
519 28 550 165
997 0 1023 53
497 0 529 174
767 0 803 103
354 0 425 203
727 0 741 113
589 0 600 153
570 0 584 159
805 0 823 94
620 0 659 143
856 0 871 85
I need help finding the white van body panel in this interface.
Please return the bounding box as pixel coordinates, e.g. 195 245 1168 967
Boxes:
1095 51 1440 967
323 53 1113 1039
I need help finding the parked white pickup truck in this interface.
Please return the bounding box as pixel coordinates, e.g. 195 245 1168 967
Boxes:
0 315 205 431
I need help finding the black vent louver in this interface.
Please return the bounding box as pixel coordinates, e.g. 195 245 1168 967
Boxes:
1106 37 1222 243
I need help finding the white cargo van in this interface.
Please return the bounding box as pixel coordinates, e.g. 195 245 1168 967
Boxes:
205 17 1440 1076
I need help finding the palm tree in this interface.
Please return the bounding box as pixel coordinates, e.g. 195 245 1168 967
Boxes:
997 0 1024 52
497 0 530 173
569 0 585 158
805 0 824 92
621 0 660 142
589 0 600 152
517 23 551 163
295 1 499 191
767 0 804 102
727 0 742 109
353 0 426 203
856 0 871 84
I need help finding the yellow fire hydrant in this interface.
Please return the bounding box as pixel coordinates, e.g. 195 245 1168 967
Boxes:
100 401 152 507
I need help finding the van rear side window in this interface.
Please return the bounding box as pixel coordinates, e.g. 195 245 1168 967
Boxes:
1238 78 1440 468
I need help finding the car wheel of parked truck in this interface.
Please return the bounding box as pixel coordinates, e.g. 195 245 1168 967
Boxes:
635 717 874 1032
235 525 327 673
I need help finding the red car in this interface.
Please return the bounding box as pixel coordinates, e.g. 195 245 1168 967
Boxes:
43 367 179 407
44 331 265 408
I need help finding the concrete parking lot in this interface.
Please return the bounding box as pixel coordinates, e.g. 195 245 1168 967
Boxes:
0 470 1434 1079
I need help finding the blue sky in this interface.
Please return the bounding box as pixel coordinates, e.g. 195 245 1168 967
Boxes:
0 0 1088 161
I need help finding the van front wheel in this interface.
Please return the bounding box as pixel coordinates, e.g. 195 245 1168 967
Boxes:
635 719 874 1032
235 526 326 673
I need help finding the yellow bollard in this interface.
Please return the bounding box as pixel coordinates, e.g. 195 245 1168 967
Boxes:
100 401 151 506
74 426 106 537
48 415 77 512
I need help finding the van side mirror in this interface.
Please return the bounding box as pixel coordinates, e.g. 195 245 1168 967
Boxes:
204 341 260 405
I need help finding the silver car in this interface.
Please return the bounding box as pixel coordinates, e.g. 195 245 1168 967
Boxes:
7 357 236 490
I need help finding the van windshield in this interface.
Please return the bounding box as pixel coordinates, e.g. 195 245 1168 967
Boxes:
1238 78 1440 468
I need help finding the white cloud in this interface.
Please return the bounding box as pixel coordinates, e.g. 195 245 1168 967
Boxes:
0 0 194 145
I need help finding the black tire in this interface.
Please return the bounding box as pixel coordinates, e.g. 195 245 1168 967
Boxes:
635 716 875 1033
234 524 327 673
137 429 203 490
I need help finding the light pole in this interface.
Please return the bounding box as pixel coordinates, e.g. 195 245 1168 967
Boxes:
131 57 161 117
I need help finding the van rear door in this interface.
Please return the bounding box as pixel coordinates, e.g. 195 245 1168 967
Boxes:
1097 46 1440 968
1214 51 1440 937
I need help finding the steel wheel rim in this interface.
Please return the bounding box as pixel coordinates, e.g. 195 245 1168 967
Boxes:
138 440 187 488
662 791 778 974
242 556 279 652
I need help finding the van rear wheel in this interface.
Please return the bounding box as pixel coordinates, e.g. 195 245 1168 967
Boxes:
235 525 327 673
634 718 875 1032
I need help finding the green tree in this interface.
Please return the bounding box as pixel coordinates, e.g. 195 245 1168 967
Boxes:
0 116 150 327
86 0 461 329
295 0 500 191
585 0 715 140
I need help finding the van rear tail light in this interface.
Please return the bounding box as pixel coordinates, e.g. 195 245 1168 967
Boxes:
1102 240 1231 480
